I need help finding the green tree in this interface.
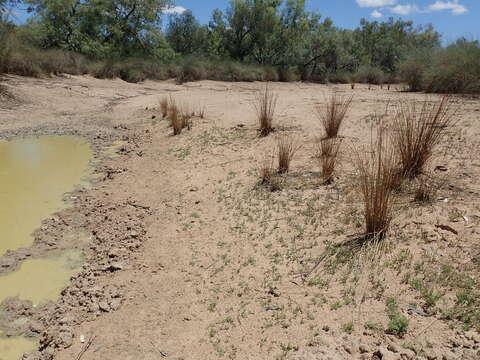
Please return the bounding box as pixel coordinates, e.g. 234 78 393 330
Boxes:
166 10 209 55
26 0 173 58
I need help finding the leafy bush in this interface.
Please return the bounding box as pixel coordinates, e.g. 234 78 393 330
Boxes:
398 50 431 91
423 40 480 94
354 65 385 84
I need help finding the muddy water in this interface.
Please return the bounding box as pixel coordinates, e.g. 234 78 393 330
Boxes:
0 136 92 360
0 331 37 360
0 249 83 305
0 136 92 254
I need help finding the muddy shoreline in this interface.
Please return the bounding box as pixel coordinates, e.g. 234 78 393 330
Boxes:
0 124 152 359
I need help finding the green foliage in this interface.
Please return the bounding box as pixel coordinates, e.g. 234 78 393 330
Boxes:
398 49 431 91
354 64 385 84
424 39 480 94
398 39 480 94
1 0 477 94
446 291 480 331
385 297 409 337
25 0 173 58
166 10 210 56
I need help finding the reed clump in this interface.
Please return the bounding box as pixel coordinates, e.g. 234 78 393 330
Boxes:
317 92 353 139
353 121 398 240
254 84 278 137
391 96 456 179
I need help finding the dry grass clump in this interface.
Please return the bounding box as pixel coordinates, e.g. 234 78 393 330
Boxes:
391 96 457 179
414 174 436 203
317 92 353 139
316 137 342 184
254 84 278 137
413 172 446 203
166 98 193 136
160 96 169 118
354 122 398 240
276 133 301 174
198 105 206 119
0 83 12 99
259 153 281 192
168 102 183 135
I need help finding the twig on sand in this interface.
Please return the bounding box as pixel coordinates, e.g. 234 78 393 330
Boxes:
75 335 96 360
150 340 168 357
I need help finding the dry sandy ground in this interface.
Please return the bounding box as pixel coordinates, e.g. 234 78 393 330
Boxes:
1 75 480 360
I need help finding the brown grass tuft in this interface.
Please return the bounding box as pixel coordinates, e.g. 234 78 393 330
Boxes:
254 84 278 137
259 152 281 191
316 137 342 184
317 92 353 139
166 98 193 136
276 133 301 174
353 121 398 240
160 96 169 118
198 105 206 119
168 102 183 135
391 96 457 179
413 172 445 203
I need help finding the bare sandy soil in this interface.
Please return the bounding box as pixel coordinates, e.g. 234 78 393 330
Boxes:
0 75 479 360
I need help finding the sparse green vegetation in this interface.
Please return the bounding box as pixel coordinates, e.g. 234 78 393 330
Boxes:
386 297 409 337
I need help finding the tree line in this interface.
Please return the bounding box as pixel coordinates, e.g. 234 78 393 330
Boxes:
1 0 479 92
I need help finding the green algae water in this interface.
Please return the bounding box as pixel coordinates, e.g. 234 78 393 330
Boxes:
0 136 91 360
0 249 83 305
0 136 92 255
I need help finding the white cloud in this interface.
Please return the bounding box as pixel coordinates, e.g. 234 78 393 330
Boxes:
163 6 187 15
386 0 468 16
427 1 468 15
390 4 420 15
371 10 383 18
356 0 397 7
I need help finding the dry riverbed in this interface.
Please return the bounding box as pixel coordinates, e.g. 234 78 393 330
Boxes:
0 75 479 360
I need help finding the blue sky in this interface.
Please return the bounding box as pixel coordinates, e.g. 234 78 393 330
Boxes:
6 0 479 42
167 0 478 42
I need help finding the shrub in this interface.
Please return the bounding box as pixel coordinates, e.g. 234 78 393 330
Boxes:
317 92 353 139
278 66 300 82
354 65 385 85
317 137 342 184
328 71 352 84
254 84 278 137
276 133 301 174
398 51 430 92
353 121 397 240
423 40 480 94
177 58 208 83
391 96 457 179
